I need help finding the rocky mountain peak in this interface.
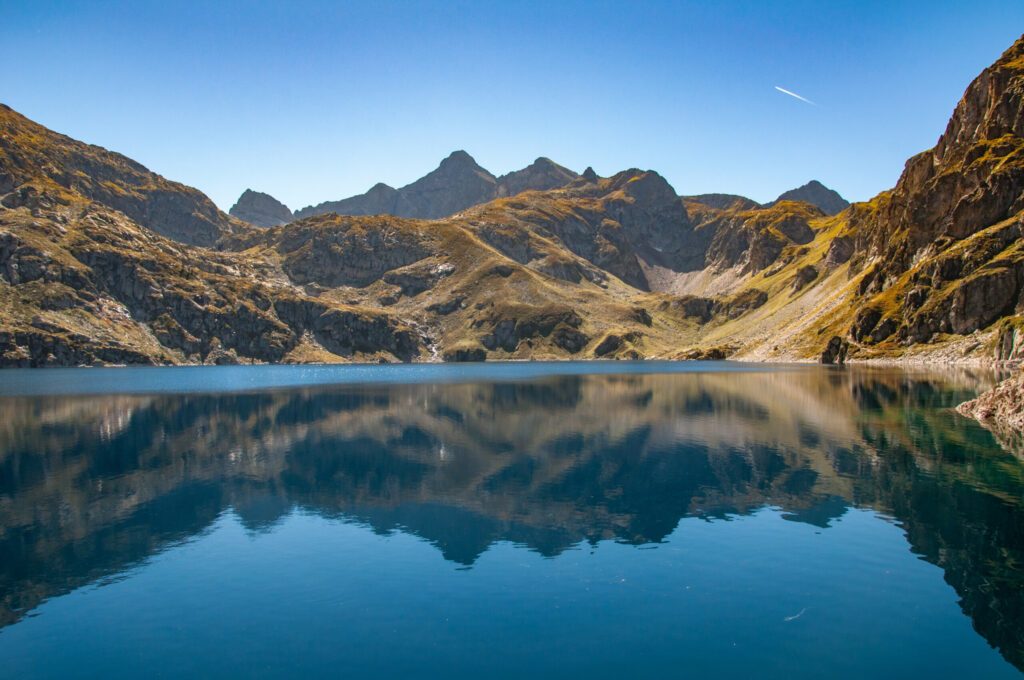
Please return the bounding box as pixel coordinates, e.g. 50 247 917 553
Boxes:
289 152 581 221
613 170 678 204
438 150 482 171
497 157 578 197
848 35 1024 272
229 189 293 228
934 36 1024 164
770 180 849 215
581 167 599 182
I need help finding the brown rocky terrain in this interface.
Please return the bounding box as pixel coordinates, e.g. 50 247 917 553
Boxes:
1 35 1024 367
0 105 239 246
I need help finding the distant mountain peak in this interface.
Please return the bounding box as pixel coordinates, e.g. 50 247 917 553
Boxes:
293 152 578 220
496 157 578 198
684 193 760 211
770 180 849 215
581 167 599 182
229 189 292 228
439 150 479 169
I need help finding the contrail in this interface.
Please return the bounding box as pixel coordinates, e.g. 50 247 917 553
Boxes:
775 86 816 106
784 607 808 622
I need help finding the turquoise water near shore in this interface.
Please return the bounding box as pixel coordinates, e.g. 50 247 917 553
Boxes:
0 364 1021 677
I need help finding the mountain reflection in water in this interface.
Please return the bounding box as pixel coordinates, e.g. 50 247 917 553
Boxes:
0 366 1022 672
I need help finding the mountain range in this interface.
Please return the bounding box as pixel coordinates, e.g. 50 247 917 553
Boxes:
2 35 1023 369
228 154 848 227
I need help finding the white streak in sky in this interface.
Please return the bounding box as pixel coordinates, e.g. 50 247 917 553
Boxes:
774 86 816 106
784 607 808 622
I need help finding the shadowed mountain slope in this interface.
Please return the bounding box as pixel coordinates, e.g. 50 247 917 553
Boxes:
229 189 292 227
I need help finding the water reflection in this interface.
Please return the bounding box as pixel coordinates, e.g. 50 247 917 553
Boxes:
0 367 1022 668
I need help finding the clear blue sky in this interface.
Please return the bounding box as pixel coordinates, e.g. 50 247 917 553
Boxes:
4 1 1023 211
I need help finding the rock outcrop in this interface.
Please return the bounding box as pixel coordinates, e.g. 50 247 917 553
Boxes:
957 371 1024 432
704 201 821 273
229 189 293 227
819 336 848 364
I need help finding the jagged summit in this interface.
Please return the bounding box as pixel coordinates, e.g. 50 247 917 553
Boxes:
770 180 849 215
438 149 478 168
229 189 292 228
290 151 578 220
497 156 578 197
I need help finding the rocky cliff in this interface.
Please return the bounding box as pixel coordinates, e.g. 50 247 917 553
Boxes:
832 36 1024 353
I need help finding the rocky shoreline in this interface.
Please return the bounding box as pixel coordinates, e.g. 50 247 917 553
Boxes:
957 370 1024 435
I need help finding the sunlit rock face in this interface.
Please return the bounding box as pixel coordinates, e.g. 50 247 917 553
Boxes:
1 366 1022 669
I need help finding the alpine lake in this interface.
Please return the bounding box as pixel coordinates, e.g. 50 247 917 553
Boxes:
1 361 1022 678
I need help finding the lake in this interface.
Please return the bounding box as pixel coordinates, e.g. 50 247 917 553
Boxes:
1 362 1022 678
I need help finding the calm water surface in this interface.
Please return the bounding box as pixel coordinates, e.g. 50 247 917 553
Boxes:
1 362 1022 678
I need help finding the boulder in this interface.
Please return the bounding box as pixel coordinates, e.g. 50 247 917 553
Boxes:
792 265 818 292
820 336 848 364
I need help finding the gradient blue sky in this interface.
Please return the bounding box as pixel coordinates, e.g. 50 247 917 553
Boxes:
4 1 1023 211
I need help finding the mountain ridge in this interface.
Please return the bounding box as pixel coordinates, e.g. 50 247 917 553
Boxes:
236 159 846 226
287 151 580 222
2 34 1023 368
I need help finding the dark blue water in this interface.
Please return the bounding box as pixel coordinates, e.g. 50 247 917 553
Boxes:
0 363 1022 678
